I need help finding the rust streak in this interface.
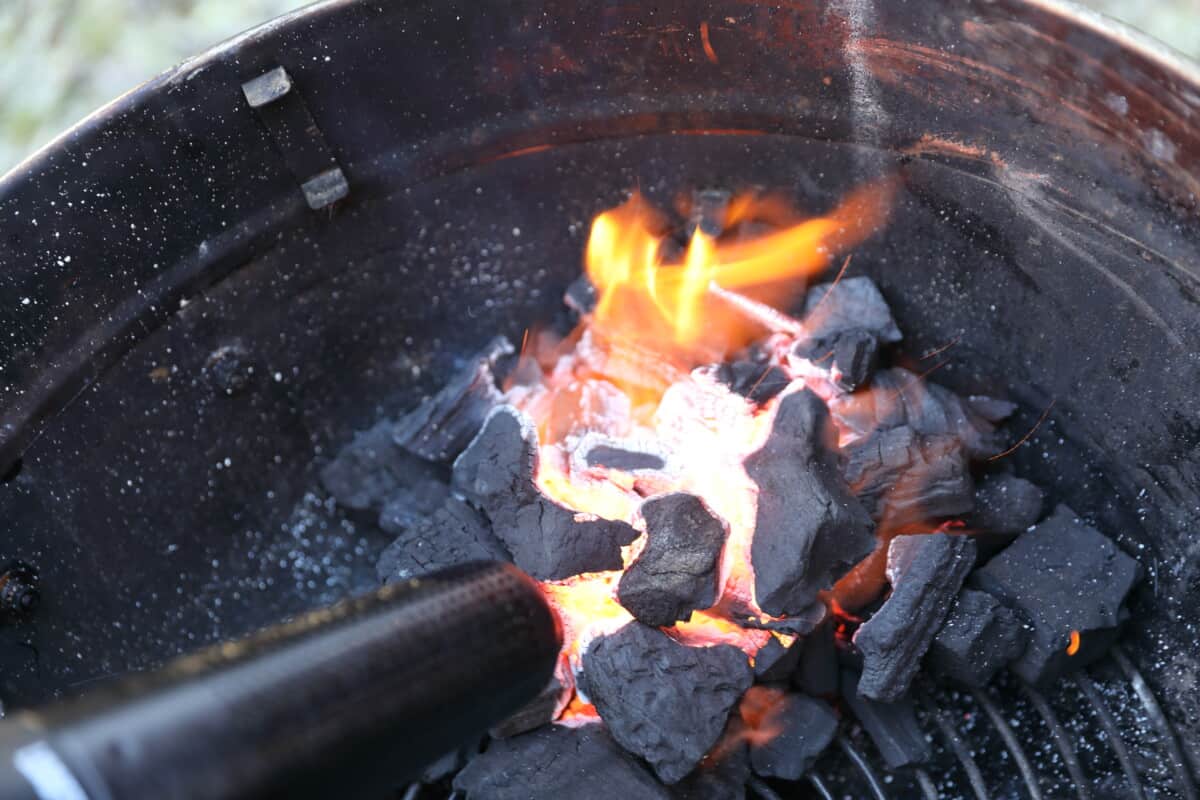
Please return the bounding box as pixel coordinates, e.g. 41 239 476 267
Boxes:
988 398 1056 461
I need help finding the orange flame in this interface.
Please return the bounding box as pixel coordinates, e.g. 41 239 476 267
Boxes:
1066 630 1081 656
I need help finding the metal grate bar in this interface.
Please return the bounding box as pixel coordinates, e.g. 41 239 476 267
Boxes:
837 734 890 800
748 775 784 800
807 772 836 800
915 768 940 800
1073 673 1148 800
929 705 992 800
971 687 1046 800
1020 682 1093 800
1111 646 1199 800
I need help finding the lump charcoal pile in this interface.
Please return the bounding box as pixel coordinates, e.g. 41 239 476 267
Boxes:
315 266 1141 796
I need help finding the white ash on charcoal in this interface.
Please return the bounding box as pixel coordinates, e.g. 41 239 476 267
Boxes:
490 663 573 739
970 504 1141 686
579 622 753 784
926 588 1027 688
843 427 975 527
452 405 638 580
840 670 931 769
320 419 447 514
617 493 728 627
794 620 840 697
453 723 670 800
375 496 510 583
745 691 839 781
854 533 976 702
967 473 1046 561
393 336 514 463
715 361 792 404
745 389 876 616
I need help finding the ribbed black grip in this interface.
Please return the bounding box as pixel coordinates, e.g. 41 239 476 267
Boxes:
0 561 560 800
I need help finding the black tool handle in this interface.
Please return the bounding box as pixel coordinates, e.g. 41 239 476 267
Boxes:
0 561 560 800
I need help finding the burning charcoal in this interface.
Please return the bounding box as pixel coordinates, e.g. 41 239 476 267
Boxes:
375 496 510 583
969 473 1045 535
854 534 976 701
393 336 514 463
754 636 803 683
716 361 791 404
795 620 840 697
927 588 1027 688
736 603 826 637
454 723 670 800
490 667 572 739
687 188 732 237
841 670 930 769
672 750 749 800
586 444 666 472
617 494 726 627
793 328 880 392
453 406 638 580
970 505 1141 686
747 692 838 781
320 420 446 513
803 276 902 344
843 426 974 527
746 390 876 616
580 622 753 784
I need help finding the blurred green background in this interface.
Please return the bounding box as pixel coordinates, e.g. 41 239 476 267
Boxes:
1 0 1197 174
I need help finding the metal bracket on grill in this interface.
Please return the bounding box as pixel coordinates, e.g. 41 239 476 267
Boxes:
241 66 349 210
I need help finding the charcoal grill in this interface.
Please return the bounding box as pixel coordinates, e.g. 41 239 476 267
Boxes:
1 0 1198 797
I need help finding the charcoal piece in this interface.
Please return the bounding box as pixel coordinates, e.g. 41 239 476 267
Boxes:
454 724 670 800
580 622 753 784
854 534 976 702
564 275 598 315
967 395 1018 423
969 473 1045 535
320 420 446 513
927 588 1027 688
843 426 974 527
490 668 571 739
393 336 514 463
746 390 876 616
377 478 451 532
453 406 638 580
375 496 510 583
795 621 840 697
736 603 826 637
617 494 727 627
671 729 750 800
970 505 1141 686
586 444 666 472
754 636 803 683
803 276 902 344
717 361 791 404
793 328 881 392
688 188 733 237
747 694 838 781
841 670 930 769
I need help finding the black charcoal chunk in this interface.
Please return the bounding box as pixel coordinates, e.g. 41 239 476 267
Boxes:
671 721 750 800
795 621 840 697
927 588 1027 687
394 336 514 463
793 328 881 392
747 390 876 616
748 694 838 781
754 637 803 683
843 427 974 526
581 623 753 784
969 473 1045 535
454 724 670 800
618 494 727 627
854 534 976 701
736 603 826 637
688 188 733 237
375 496 510 583
565 275 598 315
490 669 571 739
320 420 446 512
586 445 666 472
377 478 451 532
717 361 791 404
803 276 902 344
454 406 638 580
841 670 930 769
970 505 1141 686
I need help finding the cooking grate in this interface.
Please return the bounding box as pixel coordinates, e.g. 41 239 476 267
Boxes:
399 645 1195 800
